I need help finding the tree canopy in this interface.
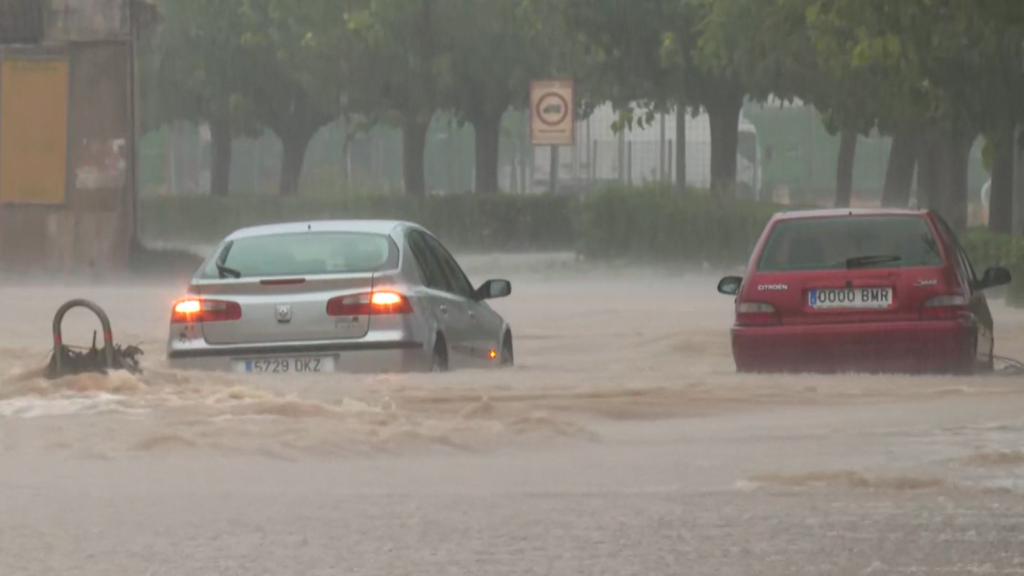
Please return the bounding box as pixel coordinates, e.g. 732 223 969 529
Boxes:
146 0 1024 230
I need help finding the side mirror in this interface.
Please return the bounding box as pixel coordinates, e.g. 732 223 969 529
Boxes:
978 266 1012 290
718 276 743 296
475 279 512 300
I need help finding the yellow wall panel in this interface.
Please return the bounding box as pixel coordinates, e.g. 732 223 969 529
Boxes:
0 58 69 205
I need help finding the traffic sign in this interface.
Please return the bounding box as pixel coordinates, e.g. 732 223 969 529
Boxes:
530 80 575 146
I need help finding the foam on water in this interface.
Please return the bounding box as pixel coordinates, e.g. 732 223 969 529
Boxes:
0 263 1022 461
2 261 1024 572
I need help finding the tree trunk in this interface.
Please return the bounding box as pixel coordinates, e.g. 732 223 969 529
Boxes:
706 92 744 196
921 128 975 231
340 135 352 194
402 117 430 197
946 130 975 232
675 102 687 192
472 111 503 193
917 138 939 211
278 131 314 197
989 131 1014 235
834 131 857 208
881 130 920 207
209 116 232 197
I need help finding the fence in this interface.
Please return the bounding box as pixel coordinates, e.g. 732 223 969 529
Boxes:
138 101 991 209
139 106 759 198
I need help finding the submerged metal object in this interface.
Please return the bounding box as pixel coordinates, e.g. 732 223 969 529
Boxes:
44 299 143 379
994 355 1024 377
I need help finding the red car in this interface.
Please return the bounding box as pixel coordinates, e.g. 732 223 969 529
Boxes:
717 208 1012 374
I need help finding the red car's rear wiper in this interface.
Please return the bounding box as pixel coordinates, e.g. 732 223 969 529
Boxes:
846 255 901 269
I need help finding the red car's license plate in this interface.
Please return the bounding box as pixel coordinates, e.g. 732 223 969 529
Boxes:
809 287 893 309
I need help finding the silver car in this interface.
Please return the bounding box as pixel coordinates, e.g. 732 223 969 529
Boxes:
166 220 513 374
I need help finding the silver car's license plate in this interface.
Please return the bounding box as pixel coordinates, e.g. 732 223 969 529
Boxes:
234 356 336 374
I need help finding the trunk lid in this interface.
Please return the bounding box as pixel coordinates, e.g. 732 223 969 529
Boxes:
192 273 381 345
741 213 954 326
744 266 951 326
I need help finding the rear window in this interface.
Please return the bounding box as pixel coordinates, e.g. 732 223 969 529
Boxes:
757 216 944 272
202 232 398 279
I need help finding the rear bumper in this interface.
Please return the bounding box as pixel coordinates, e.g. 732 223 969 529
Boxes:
731 320 977 374
167 339 431 374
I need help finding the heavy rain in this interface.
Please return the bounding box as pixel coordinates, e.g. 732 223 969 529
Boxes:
1 1 1024 574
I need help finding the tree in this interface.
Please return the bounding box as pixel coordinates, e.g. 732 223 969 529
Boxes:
800 0 1024 230
700 0 945 207
946 1 1024 233
697 0 822 197
436 3 506 194
346 0 451 197
433 0 538 193
561 0 693 191
145 0 257 196
237 0 351 197
800 0 923 208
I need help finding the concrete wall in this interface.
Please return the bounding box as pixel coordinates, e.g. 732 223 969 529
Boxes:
0 0 144 274
46 0 130 42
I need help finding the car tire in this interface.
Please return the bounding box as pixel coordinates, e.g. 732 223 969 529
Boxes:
500 333 514 367
954 334 980 376
431 336 449 373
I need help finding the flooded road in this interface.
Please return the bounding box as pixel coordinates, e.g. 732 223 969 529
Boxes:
2 254 1024 575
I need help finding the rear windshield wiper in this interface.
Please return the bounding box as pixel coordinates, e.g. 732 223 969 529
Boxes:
216 262 242 279
846 255 901 269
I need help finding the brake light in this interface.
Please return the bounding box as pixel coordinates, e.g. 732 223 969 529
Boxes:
174 300 201 315
326 291 412 316
921 294 969 320
736 301 780 326
171 299 242 323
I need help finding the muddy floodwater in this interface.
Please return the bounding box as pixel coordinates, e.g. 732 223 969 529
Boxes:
2 253 1024 575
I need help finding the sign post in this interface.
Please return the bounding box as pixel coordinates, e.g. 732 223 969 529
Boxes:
530 80 575 193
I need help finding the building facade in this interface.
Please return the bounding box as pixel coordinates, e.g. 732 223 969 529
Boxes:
0 0 157 274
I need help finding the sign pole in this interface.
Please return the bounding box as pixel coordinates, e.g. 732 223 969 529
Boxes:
550 146 559 194
529 79 575 196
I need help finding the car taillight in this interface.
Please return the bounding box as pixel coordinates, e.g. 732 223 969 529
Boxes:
736 302 780 326
326 291 412 316
171 299 242 323
921 294 969 320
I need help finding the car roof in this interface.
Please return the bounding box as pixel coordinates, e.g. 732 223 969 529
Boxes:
771 207 930 222
224 219 417 241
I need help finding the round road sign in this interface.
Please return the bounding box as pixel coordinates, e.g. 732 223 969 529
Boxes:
535 92 570 127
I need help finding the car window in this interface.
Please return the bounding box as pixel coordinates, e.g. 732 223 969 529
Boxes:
407 230 450 291
757 216 944 272
934 216 978 284
201 232 397 278
421 233 475 299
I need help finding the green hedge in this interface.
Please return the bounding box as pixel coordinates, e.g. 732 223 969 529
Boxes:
140 187 780 266
140 187 1024 306
960 228 1024 306
139 193 577 252
573 186 779 266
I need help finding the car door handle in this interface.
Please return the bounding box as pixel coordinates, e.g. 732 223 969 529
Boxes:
468 310 476 320
439 305 448 315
